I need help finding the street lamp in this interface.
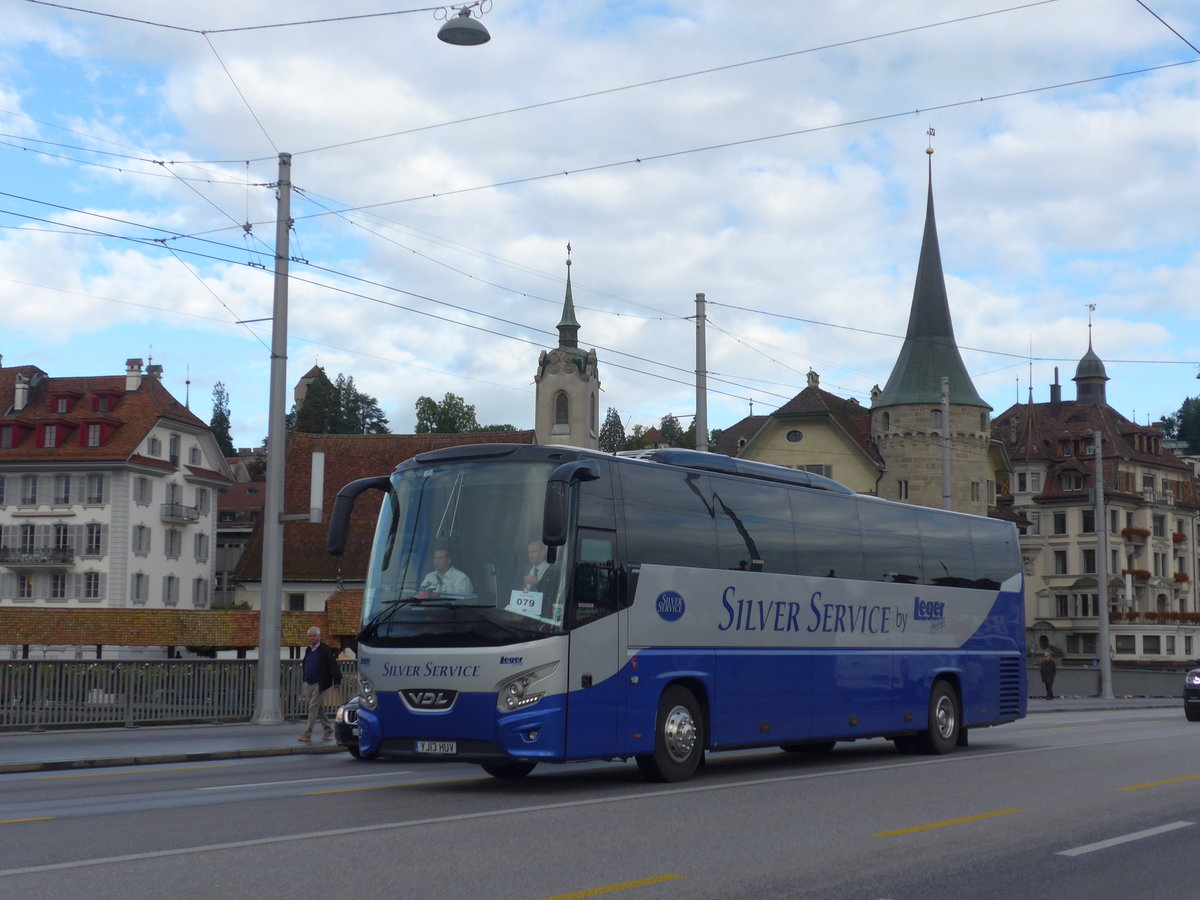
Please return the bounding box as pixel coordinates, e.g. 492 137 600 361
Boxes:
252 8 494 724
438 3 492 46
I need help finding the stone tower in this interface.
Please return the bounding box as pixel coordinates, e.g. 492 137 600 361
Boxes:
534 248 600 448
870 152 993 515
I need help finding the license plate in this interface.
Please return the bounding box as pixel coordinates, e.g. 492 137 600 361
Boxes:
416 740 457 755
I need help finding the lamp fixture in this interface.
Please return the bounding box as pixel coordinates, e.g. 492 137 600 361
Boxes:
437 2 492 46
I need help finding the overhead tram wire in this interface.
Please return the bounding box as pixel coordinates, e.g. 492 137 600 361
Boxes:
286 0 1067 159
705 299 1198 368
0 196 778 406
19 1 443 35
293 186 684 322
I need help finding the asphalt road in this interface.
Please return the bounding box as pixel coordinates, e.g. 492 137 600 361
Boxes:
2 707 1198 899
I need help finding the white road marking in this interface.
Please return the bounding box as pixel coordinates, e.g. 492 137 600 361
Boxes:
1057 821 1194 857
198 771 411 791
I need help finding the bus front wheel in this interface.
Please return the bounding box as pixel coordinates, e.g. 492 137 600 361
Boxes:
636 685 704 783
916 680 960 754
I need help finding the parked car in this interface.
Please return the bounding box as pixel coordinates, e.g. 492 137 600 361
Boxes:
334 697 376 759
1184 668 1200 721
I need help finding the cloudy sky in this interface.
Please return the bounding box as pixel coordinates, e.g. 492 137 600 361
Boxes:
2 0 1198 447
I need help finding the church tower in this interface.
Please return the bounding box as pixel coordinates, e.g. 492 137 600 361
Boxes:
870 148 993 515
534 247 600 448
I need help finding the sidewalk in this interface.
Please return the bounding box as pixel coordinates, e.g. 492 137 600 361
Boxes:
0 720 342 775
0 696 1183 775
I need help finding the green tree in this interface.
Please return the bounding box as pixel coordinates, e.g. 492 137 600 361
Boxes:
334 373 389 434
659 414 684 447
292 368 339 433
1162 396 1200 454
292 368 391 435
624 423 649 451
209 382 235 457
415 393 481 433
598 408 626 453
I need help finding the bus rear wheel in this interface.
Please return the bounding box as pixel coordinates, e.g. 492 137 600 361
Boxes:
482 761 537 779
636 685 704 782
916 680 960 754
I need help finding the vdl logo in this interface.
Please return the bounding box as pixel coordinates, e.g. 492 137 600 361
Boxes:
656 591 686 622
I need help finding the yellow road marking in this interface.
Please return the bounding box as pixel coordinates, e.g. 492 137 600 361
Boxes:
538 874 685 899
875 808 1020 837
36 765 232 780
1120 774 1200 792
1 817 53 825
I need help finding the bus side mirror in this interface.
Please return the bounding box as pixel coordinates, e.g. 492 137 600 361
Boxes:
542 461 600 548
327 476 391 555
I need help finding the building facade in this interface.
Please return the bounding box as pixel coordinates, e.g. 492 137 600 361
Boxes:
994 346 1200 667
0 358 232 656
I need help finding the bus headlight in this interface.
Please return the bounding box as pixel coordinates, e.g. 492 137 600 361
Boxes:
497 662 559 713
359 678 378 710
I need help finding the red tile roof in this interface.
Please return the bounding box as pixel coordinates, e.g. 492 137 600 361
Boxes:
234 430 537 584
0 365 212 466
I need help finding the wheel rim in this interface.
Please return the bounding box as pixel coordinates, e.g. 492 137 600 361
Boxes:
933 693 956 739
663 703 697 763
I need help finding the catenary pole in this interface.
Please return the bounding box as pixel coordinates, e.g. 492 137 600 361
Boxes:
254 152 291 724
695 292 708 452
1095 429 1113 699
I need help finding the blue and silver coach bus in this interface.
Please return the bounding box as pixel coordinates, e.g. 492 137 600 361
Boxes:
327 443 1025 782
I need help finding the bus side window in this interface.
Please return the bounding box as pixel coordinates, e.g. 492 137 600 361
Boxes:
572 531 617 627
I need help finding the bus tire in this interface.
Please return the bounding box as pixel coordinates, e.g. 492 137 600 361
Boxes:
780 741 836 754
482 761 537 779
916 680 960 754
1185 705 1200 722
346 745 378 760
636 685 704 782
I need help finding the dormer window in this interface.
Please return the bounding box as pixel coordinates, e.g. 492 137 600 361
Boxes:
55 398 69 413
42 424 59 448
0 426 13 449
97 395 112 413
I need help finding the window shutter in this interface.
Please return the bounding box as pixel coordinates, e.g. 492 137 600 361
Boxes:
100 525 109 557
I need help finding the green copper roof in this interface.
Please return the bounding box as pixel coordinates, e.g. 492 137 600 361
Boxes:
1074 340 1109 383
557 264 581 347
873 171 989 411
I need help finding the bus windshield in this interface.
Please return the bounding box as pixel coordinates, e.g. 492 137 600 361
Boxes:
359 459 567 647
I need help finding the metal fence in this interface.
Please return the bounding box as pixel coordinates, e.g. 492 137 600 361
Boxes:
0 659 360 732
1030 665 1184 699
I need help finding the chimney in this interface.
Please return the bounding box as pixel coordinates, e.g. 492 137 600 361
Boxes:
125 358 143 392
146 364 163 381
1049 367 1061 407
13 374 29 412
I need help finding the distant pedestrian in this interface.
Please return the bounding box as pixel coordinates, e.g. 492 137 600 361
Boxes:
298 626 342 743
1040 652 1057 700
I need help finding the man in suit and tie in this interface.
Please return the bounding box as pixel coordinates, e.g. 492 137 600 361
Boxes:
521 541 560 619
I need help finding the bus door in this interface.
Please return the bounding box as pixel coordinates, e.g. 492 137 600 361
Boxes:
564 529 623 760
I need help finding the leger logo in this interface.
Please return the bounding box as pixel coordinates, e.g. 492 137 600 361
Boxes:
401 689 458 712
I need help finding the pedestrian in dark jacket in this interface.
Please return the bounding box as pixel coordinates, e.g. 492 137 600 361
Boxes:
298 626 342 742
1040 652 1057 701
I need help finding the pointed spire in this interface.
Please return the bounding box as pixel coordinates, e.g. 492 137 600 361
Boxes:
557 242 580 348
873 149 988 411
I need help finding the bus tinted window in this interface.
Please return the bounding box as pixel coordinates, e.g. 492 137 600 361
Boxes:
858 500 921 583
790 489 864 580
917 509 978 587
970 516 1020 589
711 475 797 574
619 464 716 569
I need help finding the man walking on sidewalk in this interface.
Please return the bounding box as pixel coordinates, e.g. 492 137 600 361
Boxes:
1040 651 1057 701
298 626 342 742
